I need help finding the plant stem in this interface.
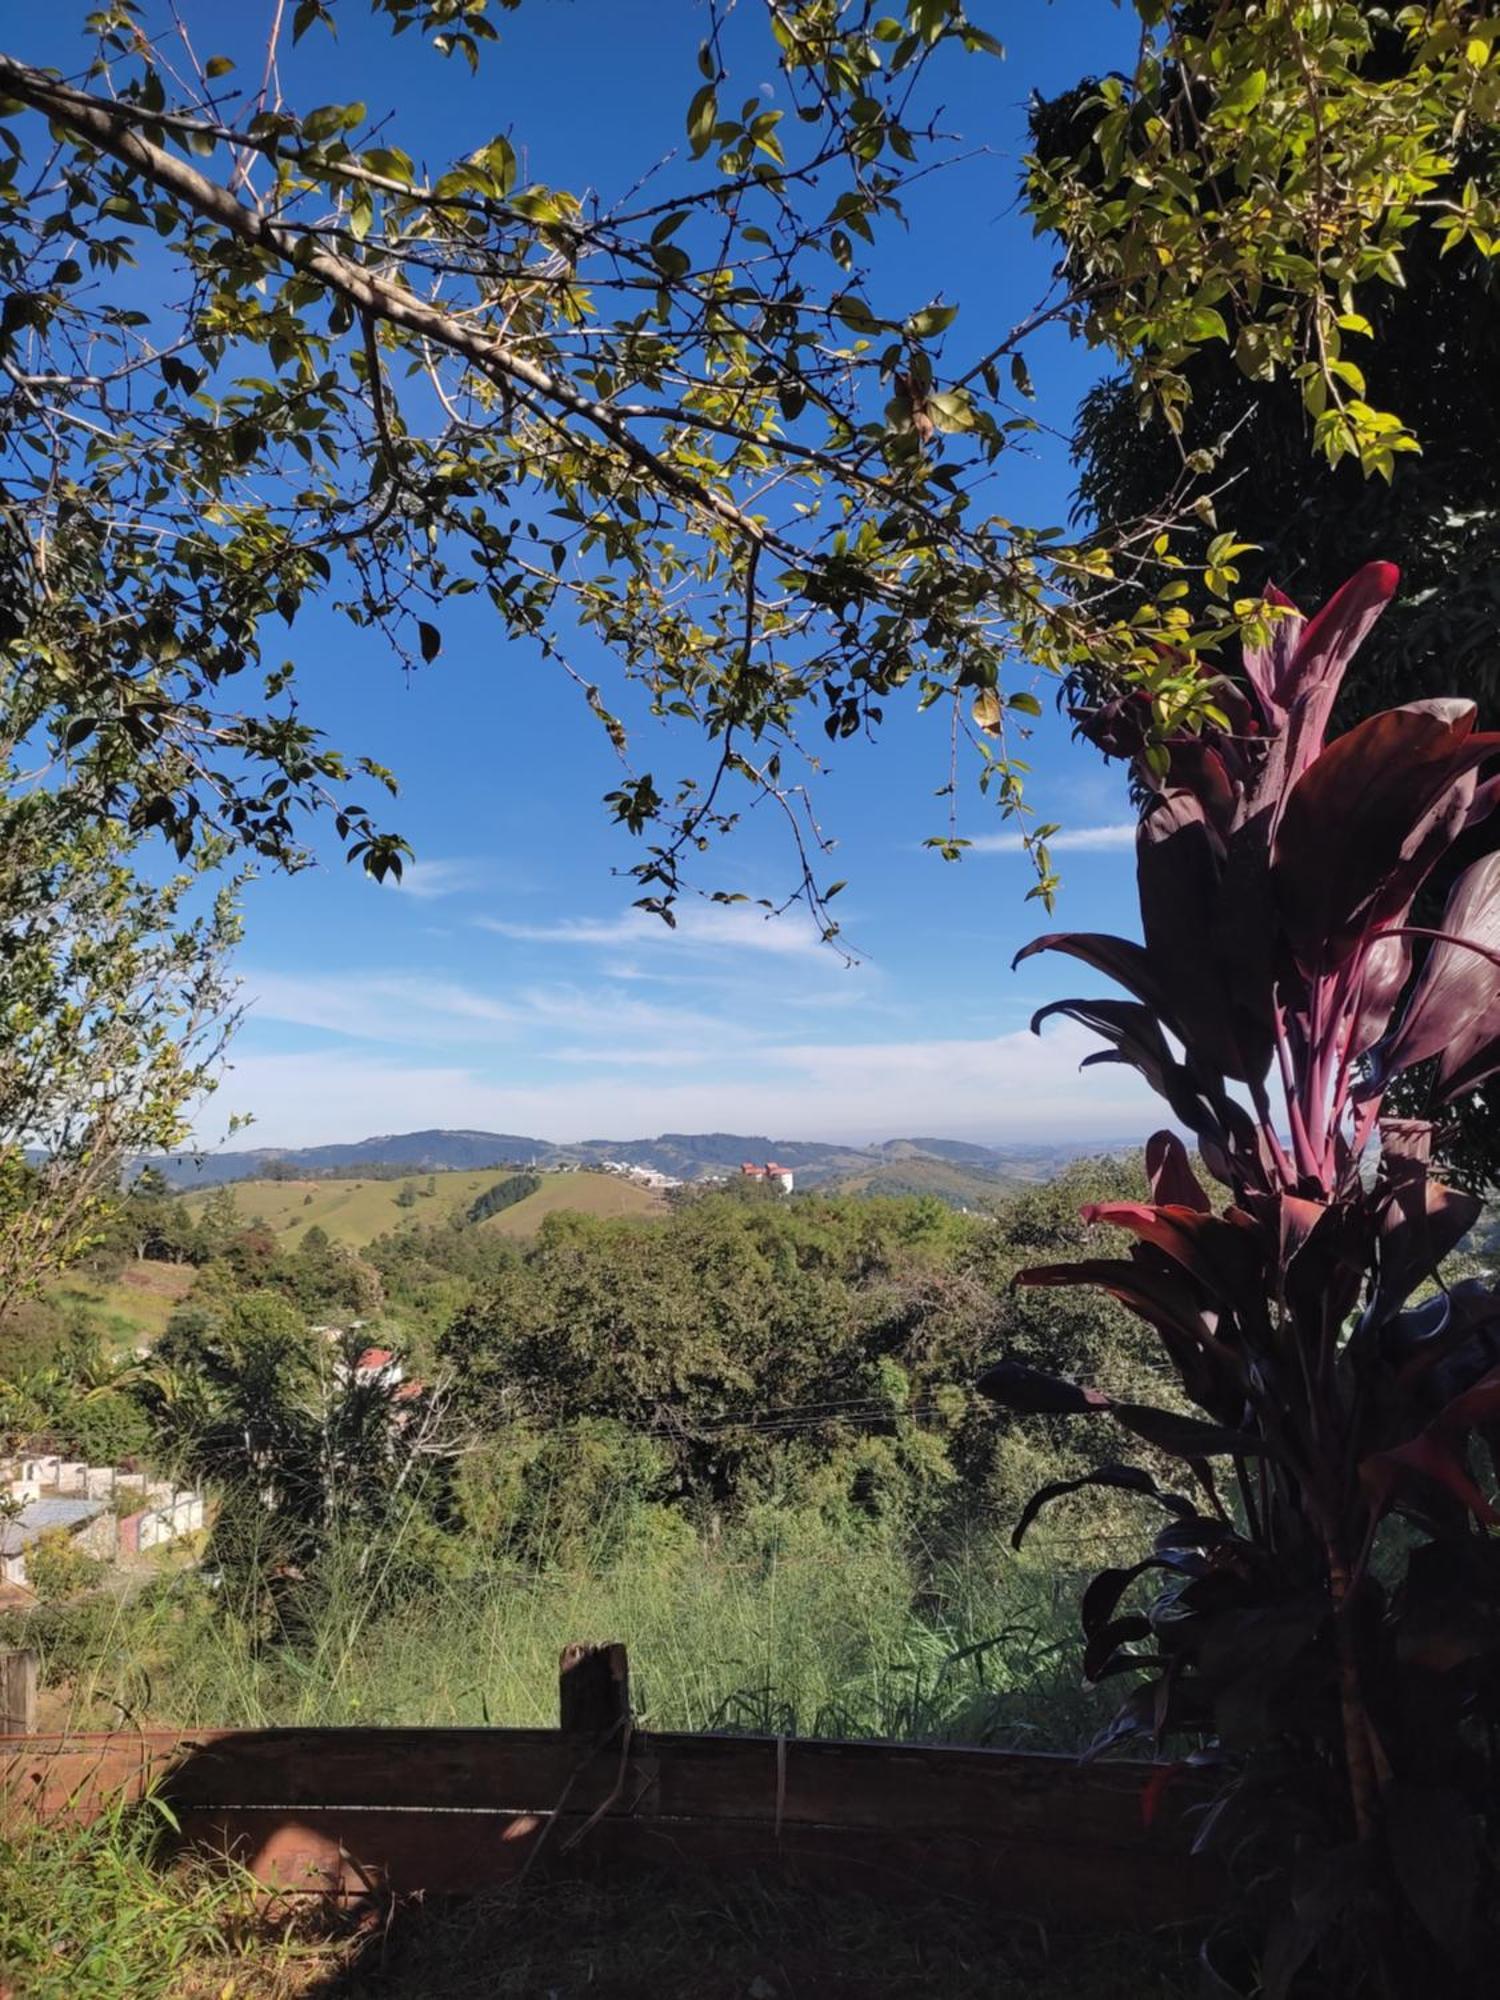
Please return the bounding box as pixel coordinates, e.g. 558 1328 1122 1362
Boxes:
1325 1536 1380 1843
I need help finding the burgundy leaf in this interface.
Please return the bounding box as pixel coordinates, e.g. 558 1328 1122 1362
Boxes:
1084 1613 1154 1682
1139 1761 1190 1830
1010 1463 1193 1549
1362 1364 1500 1527
1368 852 1500 1100
1013 931 1174 1020
1014 1256 1215 1345
1030 1000 1260 1184
1111 1402 1272 1460
1145 1130 1212 1211
1272 701 1500 974
1241 582 1304 723
1014 1254 1243 1414
1368 1164 1481 1329
1349 930 1413 1063
975 1359 1109 1415
1138 789 1273 1084
1081 1201 1265 1302
1261 561 1399 783
1361 1430 1500 1529
1424 1362 1500 1433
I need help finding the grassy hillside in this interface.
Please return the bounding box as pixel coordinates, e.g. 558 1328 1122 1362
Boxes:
185 1168 662 1247
48 1259 195 1346
481 1170 662 1237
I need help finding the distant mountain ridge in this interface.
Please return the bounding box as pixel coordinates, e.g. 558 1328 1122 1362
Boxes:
150 1127 1139 1192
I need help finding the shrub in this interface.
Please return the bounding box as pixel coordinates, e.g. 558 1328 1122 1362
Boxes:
25 1528 103 1604
983 565 1500 1994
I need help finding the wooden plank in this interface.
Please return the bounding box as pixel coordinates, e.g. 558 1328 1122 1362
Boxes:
558 1642 630 1736
0 1726 1191 1846
0 1652 35 1737
1 1724 1220 1926
11 1733 1103 1841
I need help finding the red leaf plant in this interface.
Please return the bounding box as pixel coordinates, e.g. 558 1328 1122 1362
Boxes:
981 565 1500 1995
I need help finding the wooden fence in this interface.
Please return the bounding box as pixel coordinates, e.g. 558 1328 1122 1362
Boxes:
0 1644 1217 1928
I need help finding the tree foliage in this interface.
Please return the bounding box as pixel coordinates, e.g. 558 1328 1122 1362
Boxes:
5 3 1497 930
0 790 239 1322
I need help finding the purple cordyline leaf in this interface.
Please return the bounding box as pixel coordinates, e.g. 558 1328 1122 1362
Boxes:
1258 1192 1368 1350
1009 1463 1195 1550
1241 583 1304 721
1272 701 1500 975
1365 852 1500 1101
1016 850 1277 1086
1247 563 1399 785
1012 931 1174 1019
1383 1281 1500 1410
1138 790 1276 1084
1350 931 1413 1063
975 1360 1110 1414
1110 1402 1272 1460
1145 1130 1213 1210
1080 1201 1265 1304
1013 1254 1240 1414
1369 1177 1482 1331
1361 1364 1500 1529
1029 998 1258 1194
1029 996 1175 1080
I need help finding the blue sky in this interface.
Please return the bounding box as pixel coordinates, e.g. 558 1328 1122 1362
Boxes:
44 1 1164 1149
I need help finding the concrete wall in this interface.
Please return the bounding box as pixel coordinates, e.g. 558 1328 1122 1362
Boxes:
74 1512 119 1562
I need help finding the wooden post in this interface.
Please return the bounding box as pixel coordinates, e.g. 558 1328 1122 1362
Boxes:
0 1650 37 1736
558 1642 629 1736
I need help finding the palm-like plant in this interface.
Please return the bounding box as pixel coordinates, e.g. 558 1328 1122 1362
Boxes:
982 564 1500 1994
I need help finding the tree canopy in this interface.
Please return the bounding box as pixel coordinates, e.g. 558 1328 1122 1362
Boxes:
6 2 1499 923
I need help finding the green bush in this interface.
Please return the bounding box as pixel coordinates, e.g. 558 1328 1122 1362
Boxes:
24 1528 103 1604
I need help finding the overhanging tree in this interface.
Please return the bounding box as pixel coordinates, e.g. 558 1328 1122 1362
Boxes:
5 1 1500 931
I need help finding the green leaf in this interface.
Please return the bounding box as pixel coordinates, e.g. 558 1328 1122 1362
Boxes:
906 302 958 338
686 85 718 159
417 621 442 663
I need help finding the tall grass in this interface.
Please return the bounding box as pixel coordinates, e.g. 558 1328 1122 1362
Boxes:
0 1793 334 1999
26 1498 1120 1751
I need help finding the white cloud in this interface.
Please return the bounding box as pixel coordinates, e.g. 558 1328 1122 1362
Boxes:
478 901 832 960
384 858 488 901
245 970 740 1052
966 821 1136 856
206 1020 1154 1151
245 970 515 1045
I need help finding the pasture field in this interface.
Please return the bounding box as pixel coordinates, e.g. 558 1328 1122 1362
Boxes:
47 1259 196 1346
183 1168 663 1248
483 1169 662 1236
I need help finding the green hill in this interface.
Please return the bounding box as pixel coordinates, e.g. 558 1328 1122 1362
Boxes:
815 1157 1019 1210
184 1168 663 1248
482 1172 661 1237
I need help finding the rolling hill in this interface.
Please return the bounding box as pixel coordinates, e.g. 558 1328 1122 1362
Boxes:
184 1168 663 1248
153 1128 1130 1194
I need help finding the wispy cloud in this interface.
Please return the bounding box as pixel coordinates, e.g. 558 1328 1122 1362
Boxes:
245 970 740 1053
245 971 515 1045
478 902 832 960
384 858 489 901
966 821 1136 856
209 1021 1154 1151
